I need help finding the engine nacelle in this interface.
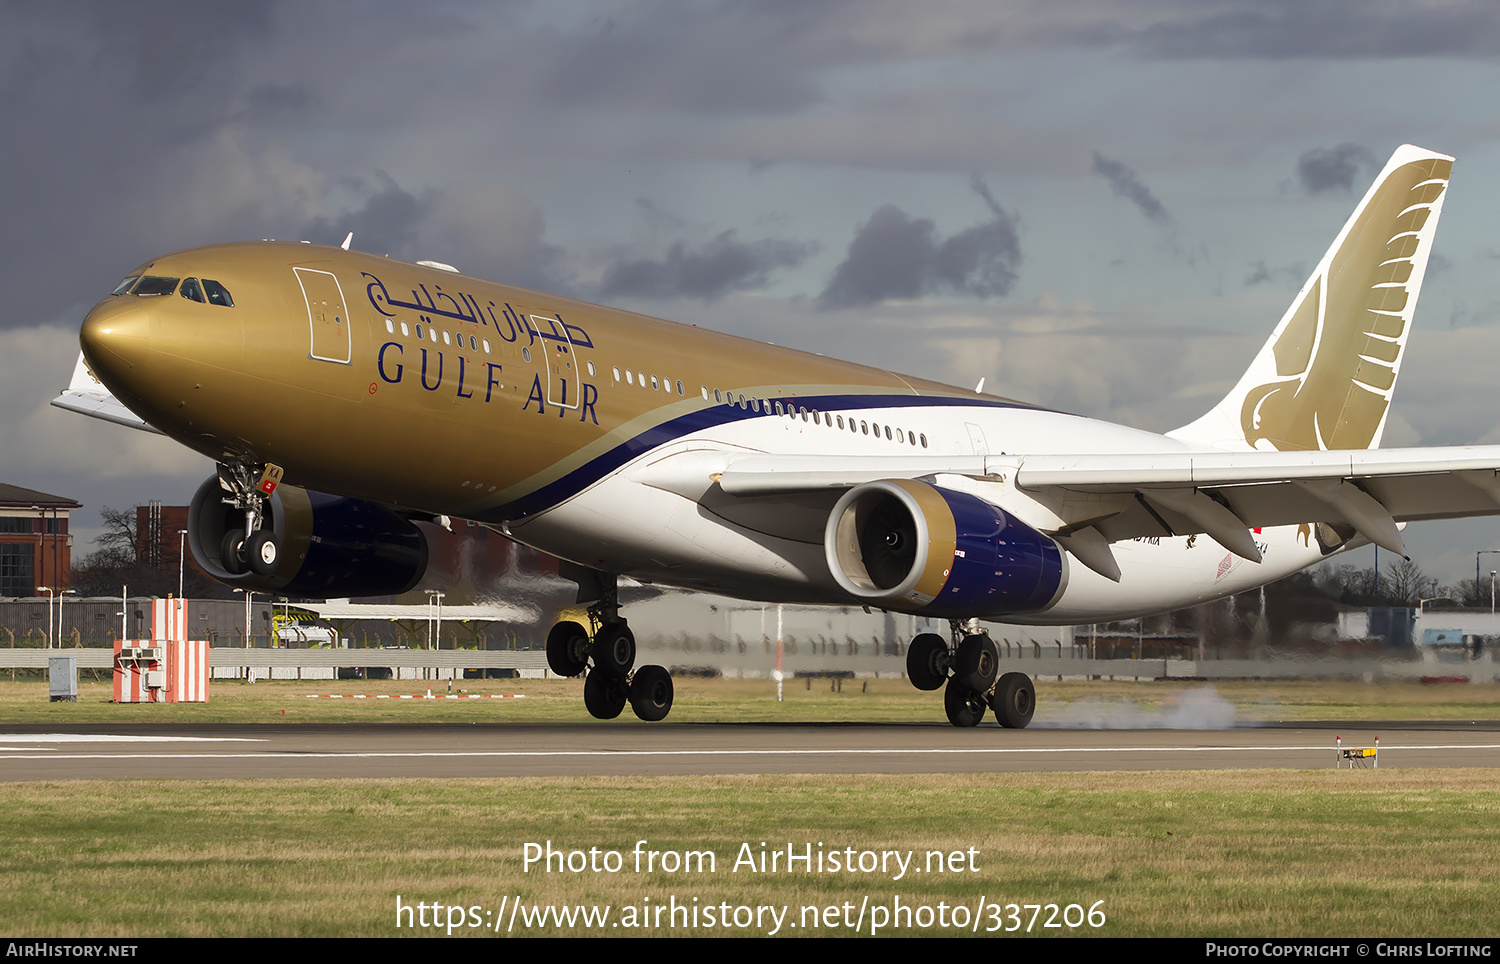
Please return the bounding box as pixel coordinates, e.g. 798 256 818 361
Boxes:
824 479 1065 618
187 476 429 597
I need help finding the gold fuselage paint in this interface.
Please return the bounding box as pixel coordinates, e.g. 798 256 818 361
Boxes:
80 242 1027 527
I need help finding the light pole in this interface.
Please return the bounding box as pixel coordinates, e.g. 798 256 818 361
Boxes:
425 589 445 649
57 589 75 646
178 529 187 599
1476 551 1500 606
234 589 256 647
37 587 53 648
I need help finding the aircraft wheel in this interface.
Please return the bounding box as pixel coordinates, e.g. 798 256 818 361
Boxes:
593 621 636 677
246 530 280 576
943 679 988 728
906 633 949 691
954 633 999 692
220 529 248 576
991 672 1035 729
583 667 627 720
545 621 591 677
628 665 674 722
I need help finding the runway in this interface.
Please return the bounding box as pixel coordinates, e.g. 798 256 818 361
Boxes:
1 721 1498 779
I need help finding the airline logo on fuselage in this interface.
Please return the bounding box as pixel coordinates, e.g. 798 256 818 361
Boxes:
362 270 599 423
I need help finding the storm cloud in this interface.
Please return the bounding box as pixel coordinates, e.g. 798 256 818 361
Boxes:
819 178 1021 308
597 231 816 301
1295 143 1378 194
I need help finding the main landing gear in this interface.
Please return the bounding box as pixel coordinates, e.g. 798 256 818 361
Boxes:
905 620 1034 729
546 564 674 722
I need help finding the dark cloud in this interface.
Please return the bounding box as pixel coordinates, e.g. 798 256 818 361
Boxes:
301 173 436 257
1049 2 1500 59
1092 152 1171 225
88 1 279 100
819 178 1021 309
633 198 686 233
242 83 314 118
1296 143 1378 194
598 231 815 301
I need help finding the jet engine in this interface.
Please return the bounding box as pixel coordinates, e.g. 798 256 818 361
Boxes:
187 476 429 597
824 479 1065 617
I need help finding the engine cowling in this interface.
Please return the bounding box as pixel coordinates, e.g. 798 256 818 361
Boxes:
824 479 1065 618
187 476 429 597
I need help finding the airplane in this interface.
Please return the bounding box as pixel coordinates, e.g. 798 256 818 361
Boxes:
61 143 1500 727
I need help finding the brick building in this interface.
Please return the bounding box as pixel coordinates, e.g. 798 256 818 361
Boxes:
0 484 80 598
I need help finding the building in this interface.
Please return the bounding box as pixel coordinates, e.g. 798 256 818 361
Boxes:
0 484 80 598
134 501 207 586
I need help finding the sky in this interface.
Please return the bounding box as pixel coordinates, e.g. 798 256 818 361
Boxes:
6 0 1500 590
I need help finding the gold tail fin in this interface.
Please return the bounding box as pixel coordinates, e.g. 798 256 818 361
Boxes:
1170 144 1453 452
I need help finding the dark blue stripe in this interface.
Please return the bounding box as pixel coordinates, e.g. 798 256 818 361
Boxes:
490 392 1043 520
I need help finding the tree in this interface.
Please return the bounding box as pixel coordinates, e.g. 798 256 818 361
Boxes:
1382 559 1438 607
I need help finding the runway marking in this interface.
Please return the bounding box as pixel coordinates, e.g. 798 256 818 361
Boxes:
302 694 526 699
1 743 1497 762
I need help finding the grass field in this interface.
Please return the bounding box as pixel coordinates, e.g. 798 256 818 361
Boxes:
0 675 1496 725
2 770 1497 937
3 677 1496 938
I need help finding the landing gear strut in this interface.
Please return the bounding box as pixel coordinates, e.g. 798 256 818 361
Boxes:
215 461 285 575
548 562 675 722
906 619 1034 729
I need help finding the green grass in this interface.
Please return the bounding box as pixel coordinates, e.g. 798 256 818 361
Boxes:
3 679 1497 937
2 771 1496 937
0 676 1496 725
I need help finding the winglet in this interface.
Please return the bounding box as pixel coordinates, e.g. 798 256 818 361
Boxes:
1170 144 1454 453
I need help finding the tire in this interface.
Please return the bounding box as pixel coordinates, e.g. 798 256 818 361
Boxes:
583 667 627 720
545 621 591 677
991 672 1035 729
944 679 987 727
593 621 636 677
220 528 248 575
246 530 279 576
906 633 949 691
628 665 674 722
954 633 999 692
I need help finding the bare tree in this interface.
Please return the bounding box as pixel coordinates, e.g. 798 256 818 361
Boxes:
1383 559 1437 607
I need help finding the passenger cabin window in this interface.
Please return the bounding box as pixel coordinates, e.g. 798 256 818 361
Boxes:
132 276 179 297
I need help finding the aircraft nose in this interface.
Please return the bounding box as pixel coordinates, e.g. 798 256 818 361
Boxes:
79 297 154 402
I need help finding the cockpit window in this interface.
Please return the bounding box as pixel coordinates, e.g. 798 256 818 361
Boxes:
202 279 234 307
132 276 180 296
111 276 140 295
179 278 205 303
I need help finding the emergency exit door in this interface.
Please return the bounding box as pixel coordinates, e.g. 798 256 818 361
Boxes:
294 267 351 365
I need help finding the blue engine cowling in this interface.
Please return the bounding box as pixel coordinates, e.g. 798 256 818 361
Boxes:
824 479 1066 618
187 476 429 597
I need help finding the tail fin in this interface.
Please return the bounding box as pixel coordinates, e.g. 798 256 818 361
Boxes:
1169 144 1453 452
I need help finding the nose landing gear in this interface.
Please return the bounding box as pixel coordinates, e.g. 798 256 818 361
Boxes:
548 564 675 722
214 461 286 577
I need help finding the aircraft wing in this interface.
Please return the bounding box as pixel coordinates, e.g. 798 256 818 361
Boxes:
664 446 1500 566
50 351 162 434
1010 447 1500 558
